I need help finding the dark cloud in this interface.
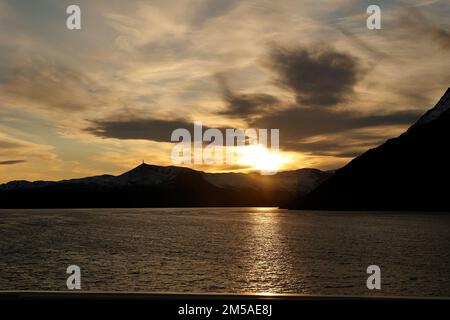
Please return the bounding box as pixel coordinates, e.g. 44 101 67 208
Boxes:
87 106 423 159
87 118 199 142
282 132 390 158
88 40 423 159
251 107 421 138
217 77 279 118
87 117 266 145
402 8 450 50
250 106 422 153
88 107 422 155
267 45 363 107
214 42 422 156
224 93 278 117
87 117 251 144
87 115 279 147
0 160 26 165
209 42 423 158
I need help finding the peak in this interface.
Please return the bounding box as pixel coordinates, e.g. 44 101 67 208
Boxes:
136 162 151 168
124 163 197 175
411 88 450 129
440 87 450 100
129 163 159 172
135 162 164 169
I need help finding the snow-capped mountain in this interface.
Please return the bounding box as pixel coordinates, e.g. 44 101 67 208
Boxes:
0 163 331 208
204 169 331 195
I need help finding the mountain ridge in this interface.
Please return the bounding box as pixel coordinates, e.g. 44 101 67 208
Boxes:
292 87 450 211
4 88 449 210
0 164 332 208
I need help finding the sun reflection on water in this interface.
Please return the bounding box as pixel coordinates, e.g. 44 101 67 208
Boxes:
240 209 297 294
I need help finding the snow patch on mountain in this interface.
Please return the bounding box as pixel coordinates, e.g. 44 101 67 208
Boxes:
412 88 450 128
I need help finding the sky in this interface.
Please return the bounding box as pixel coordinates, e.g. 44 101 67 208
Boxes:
0 0 449 182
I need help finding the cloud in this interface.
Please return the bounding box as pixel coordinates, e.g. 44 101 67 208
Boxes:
251 107 422 138
336 26 393 61
0 134 59 182
0 160 26 165
1 0 449 177
208 43 424 158
87 104 423 160
402 8 450 50
216 76 279 118
87 118 202 142
412 0 442 7
250 106 423 153
0 57 111 113
220 92 279 119
190 0 242 27
0 134 56 160
290 140 375 158
281 128 401 158
0 140 24 149
267 45 364 107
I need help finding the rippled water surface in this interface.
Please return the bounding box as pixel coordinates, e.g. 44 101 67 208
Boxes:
1 208 449 296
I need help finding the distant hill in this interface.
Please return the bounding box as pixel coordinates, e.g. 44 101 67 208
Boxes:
291 88 450 212
0 164 331 208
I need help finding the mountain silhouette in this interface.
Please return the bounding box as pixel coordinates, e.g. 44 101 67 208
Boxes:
292 88 450 211
0 163 331 208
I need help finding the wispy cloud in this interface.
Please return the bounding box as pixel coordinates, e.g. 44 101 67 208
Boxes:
0 57 110 113
0 0 449 178
401 8 450 50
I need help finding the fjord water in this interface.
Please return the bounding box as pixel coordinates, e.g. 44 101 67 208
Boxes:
0 208 449 296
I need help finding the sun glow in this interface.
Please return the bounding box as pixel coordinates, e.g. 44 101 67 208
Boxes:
237 145 289 173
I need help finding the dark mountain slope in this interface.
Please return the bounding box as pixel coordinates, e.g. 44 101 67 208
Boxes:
293 88 450 211
0 163 330 208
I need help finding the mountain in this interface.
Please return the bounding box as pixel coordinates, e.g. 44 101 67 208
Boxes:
292 88 450 211
204 168 331 195
0 163 331 208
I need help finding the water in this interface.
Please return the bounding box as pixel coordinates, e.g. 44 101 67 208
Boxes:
0 208 449 296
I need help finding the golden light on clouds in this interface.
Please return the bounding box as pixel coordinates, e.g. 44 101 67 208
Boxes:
0 0 449 182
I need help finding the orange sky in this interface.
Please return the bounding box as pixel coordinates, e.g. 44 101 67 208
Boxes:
0 0 449 182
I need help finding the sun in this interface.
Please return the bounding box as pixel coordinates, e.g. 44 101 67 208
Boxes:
236 144 289 174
